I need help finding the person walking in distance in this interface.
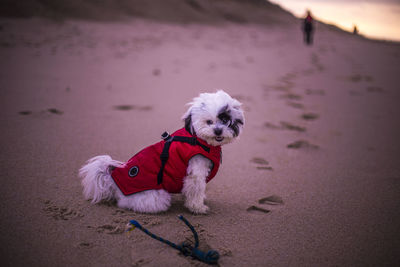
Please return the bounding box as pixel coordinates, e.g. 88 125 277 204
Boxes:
303 10 314 45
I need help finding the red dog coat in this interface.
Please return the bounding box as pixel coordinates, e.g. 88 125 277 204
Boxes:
111 128 221 196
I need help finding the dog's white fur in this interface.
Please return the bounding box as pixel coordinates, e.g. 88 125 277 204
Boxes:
79 90 244 214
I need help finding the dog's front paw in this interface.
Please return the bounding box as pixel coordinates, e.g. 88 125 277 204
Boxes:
186 203 209 214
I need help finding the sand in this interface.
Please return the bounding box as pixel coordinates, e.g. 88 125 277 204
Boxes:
1 3 400 266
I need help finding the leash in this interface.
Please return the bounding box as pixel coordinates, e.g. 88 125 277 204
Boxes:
127 215 219 265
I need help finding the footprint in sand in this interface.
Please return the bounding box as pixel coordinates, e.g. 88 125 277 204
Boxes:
280 93 302 101
301 113 319 121
346 74 363 82
280 121 306 132
279 72 297 83
218 247 233 257
270 84 292 92
87 213 146 235
269 73 297 92
258 195 284 205
47 108 64 115
250 157 273 171
18 111 32 115
132 258 152 267
77 242 95 249
251 157 269 165
247 206 270 213
18 109 64 116
264 122 306 132
113 105 153 111
110 210 163 230
114 105 134 111
286 102 304 109
247 195 284 214
287 140 319 150
264 122 281 130
305 88 325 96
95 224 125 234
112 209 127 215
43 200 83 220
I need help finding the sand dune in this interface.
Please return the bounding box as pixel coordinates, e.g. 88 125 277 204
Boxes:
0 0 295 24
1 1 400 266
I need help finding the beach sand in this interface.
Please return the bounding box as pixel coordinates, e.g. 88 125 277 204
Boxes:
1 2 400 266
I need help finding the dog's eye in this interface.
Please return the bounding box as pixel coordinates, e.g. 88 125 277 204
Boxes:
221 118 229 124
218 111 232 125
219 117 231 125
206 120 213 125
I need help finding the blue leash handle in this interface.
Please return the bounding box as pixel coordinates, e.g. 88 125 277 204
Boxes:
129 215 219 264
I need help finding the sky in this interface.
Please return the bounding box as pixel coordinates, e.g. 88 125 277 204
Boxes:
269 0 400 42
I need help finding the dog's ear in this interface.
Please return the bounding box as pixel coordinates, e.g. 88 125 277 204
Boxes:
184 114 193 134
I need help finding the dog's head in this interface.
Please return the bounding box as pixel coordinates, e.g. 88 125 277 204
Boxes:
182 90 244 146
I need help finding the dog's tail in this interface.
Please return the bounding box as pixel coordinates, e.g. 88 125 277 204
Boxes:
79 155 123 204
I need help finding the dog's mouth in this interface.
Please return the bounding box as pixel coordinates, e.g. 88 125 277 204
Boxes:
215 136 224 142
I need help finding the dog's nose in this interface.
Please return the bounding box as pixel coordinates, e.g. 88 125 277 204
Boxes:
214 128 223 136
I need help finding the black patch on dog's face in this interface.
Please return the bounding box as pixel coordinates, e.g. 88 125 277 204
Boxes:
217 105 232 125
184 114 193 134
230 119 244 137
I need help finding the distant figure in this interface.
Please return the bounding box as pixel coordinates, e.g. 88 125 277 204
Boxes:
353 25 358 35
303 10 314 45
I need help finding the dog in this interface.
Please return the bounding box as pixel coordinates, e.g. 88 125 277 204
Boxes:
79 90 244 214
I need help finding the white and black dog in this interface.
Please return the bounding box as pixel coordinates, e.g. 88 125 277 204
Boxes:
79 90 244 214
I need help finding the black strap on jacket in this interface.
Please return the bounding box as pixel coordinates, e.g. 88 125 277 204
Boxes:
157 131 210 185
